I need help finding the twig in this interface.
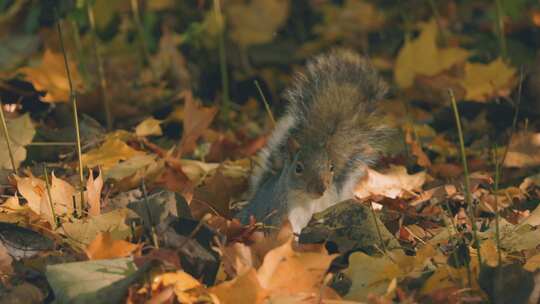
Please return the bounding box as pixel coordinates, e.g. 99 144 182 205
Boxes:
56 13 85 216
0 99 17 174
254 80 276 128
448 89 482 271
87 1 113 130
27 141 76 146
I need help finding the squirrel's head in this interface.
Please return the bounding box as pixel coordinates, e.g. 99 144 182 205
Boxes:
286 138 334 199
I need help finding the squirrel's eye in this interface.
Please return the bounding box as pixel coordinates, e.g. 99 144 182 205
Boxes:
295 163 304 174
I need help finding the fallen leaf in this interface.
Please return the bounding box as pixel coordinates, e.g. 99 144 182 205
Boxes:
61 208 132 250
460 58 516 102
0 113 35 171
135 117 163 137
105 154 158 181
211 269 268 304
82 138 145 172
152 271 204 303
524 254 540 272
18 49 84 102
226 0 290 47
86 169 104 216
354 166 427 200
394 20 469 88
85 232 140 260
503 132 540 168
177 91 218 156
256 239 336 297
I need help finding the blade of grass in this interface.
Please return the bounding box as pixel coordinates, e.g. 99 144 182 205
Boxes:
492 68 523 266
141 178 159 248
87 1 113 130
494 0 508 59
214 0 230 121
0 99 17 174
56 15 85 217
448 89 482 271
254 80 275 128
369 201 387 254
130 0 151 67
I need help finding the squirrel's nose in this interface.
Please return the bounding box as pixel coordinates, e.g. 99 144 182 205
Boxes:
307 179 328 197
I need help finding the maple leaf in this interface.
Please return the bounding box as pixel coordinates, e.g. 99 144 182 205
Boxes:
394 20 469 88
176 91 218 157
17 49 84 103
460 58 517 102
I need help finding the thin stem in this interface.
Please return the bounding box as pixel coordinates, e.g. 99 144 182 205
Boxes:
254 80 275 128
214 0 230 120
56 15 85 216
130 0 151 66
43 165 59 228
493 147 502 266
448 89 482 271
0 100 17 174
494 0 508 59
87 2 113 130
27 142 76 146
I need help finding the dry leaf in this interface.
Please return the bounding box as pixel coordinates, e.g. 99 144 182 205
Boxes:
0 114 35 171
135 117 163 137
152 271 206 303
86 170 104 216
18 49 84 102
226 0 290 47
211 269 268 304
503 132 540 168
82 138 145 172
85 231 140 260
460 58 516 102
394 20 469 88
354 166 427 200
177 91 218 156
256 239 336 297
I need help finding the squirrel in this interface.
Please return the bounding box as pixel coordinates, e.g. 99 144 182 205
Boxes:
236 49 391 233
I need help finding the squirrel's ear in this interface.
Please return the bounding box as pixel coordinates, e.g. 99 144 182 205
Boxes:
287 137 300 158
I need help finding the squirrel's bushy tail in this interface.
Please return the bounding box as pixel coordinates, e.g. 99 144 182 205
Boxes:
284 49 388 124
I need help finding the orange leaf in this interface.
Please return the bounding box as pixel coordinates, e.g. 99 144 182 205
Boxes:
85 232 140 260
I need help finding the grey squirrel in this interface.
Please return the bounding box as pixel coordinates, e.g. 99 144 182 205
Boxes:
236 49 390 233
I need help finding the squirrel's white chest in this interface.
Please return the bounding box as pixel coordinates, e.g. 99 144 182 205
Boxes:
287 186 339 233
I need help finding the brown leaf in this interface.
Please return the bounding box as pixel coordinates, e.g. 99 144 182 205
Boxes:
85 231 140 260
177 91 218 157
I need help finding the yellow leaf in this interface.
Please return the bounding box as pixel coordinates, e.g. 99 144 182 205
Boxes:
18 49 84 103
82 138 145 172
460 58 517 102
0 114 35 170
394 20 469 88
85 231 140 260
226 0 290 47
135 117 162 137
524 254 540 272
